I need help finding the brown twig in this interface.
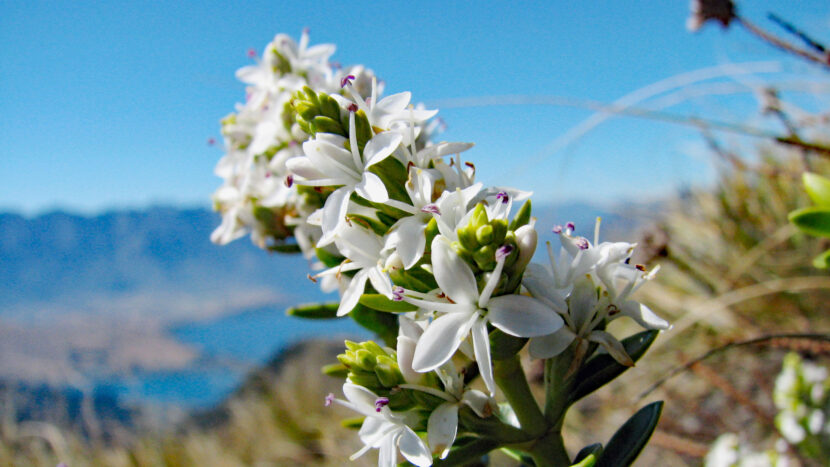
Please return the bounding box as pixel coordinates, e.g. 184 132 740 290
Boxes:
737 16 830 70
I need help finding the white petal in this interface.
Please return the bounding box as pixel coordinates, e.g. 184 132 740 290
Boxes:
620 301 670 330
487 295 564 337
399 426 433 467
529 328 577 359
472 316 496 396
588 330 634 367
569 276 599 333
461 390 495 418
412 311 477 372
355 171 389 203
376 92 411 113
318 187 351 247
286 156 327 181
428 402 458 459
364 131 403 167
358 416 393 448
431 236 478 305
389 217 428 269
378 432 397 467
368 266 392 297
397 335 421 384
338 270 369 316
343 383 383 417
523 263 567 313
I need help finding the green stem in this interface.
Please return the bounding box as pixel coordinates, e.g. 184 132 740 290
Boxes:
494 355 548 438
544 344 577 427
527 430 571 467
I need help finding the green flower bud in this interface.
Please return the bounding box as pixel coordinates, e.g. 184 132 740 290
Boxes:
355 349 376 371
471 203 489 229
473 244 496 270
476 224 494 245
458 225 480 251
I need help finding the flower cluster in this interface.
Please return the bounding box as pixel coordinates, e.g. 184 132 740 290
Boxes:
212 31 670 467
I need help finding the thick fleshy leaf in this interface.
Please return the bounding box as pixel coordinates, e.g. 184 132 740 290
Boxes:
596 401 663 467
529 327 577 359
286 301 340 319
412 311 477 372
789 206 830 237
804 172 830 207
428 402 459 459
573 443 603 465
355 171 389 203
431 236 479 305
471 316 496 395
338 270 369 316
360 294 418 312
351 305 399 347
399 426 433 467
568 330 659 405
813 249 830 269
488 295 564 338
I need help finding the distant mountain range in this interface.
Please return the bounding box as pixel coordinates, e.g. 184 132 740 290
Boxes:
0 202 653 401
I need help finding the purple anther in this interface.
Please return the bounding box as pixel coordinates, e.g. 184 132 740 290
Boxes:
421 204 440 215
340 75 355 88
375 397 390 412
285 174 294 188
324 393 334 407
552 225 563 234
247 48 256 58
566 222 575 231
496 191 509 204
496 245 514 261
575 237 590 250
265 171 272 178
303 27 310 35
347 103 358 113
332 61 342 70
207 137 216 146
392 286 405 302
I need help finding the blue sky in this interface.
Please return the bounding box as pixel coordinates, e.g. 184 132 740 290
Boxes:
2 1 829 215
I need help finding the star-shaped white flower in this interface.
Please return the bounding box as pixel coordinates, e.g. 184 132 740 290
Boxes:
329 383 432 467
287 112 402 246
397 236 563 395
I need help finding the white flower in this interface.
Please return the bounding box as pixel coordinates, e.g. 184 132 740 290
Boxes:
330 383 432 467
398 236 563 395
342 77 437 131
287 112 402 246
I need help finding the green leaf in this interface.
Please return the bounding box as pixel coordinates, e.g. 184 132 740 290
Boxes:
509 199 532 230
803 172 830 207
596 401 663 467
568 330 659 405
813 249 830 269
571 454 597 467
321 362 349 378
358 294 417 312
789 206 830 237
269 243 302 254
341 417 364 430
286 302 339 319
315 247 344 268
350 304 398 347
573 443 603 464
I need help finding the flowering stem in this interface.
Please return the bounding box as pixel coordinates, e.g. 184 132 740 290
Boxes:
526 429 571 467
494 355 548 438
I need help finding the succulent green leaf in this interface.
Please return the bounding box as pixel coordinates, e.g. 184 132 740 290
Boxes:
813 249 830 269
573 443 603 464
321 362 349 378
268 243 302 254
596 401 663 467
286 302 339 319
341 417 364 430
350 304 398 347
789 206 830 237
571 454 597 467
509 199 532 230
803 172 830 207
568 330 659 405
359 294 417 312
315 247 345 268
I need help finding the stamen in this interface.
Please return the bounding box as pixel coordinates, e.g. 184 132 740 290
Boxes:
496 191 509 204
635 264 646 272
347 103 358 112
307 273 318 283
265 171 272 178
207 137 216 146
421 204 440 215
575 237 590 250
552 225 563 234
324 393 334 407
340 75 355 88
566 222 575 231
392 286 405 301
247 48 257 58
374 397 390 412
496 245 514 261
285 175 293 187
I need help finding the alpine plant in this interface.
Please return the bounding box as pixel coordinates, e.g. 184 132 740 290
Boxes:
211 31 671 467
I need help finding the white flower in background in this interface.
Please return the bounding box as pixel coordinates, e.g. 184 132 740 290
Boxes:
397 236 563 395
329 383 432 467
704 433 790 467
524 219 669 364
287 112 402 246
